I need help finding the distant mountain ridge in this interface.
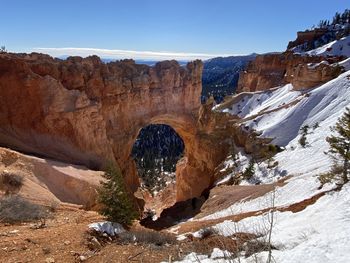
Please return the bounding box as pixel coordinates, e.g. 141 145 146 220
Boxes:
201 54 257 102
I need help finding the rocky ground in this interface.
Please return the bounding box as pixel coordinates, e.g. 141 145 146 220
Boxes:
0 207 180 263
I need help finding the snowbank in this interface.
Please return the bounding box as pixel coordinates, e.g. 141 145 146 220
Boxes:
306 35 350 58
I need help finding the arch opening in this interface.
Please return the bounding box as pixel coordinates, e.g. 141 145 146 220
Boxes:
131 124 185 214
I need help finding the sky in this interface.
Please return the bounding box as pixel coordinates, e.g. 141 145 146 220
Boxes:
0 0 349 60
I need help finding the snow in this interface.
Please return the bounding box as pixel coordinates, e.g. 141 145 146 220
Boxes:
162 248 233 263
205 70 350 220
307 60 329 69
218 84 301 120
175 184 350 263
212 69 350 189
305 35 350 58
88 221 125 236
200 174 334 221
339 57 350 71
209 184 350 263
172 70 350 262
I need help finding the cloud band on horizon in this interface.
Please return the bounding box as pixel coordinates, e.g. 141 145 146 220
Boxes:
31 47 235 61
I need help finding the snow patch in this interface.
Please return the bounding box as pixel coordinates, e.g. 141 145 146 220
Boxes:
88 221 125 236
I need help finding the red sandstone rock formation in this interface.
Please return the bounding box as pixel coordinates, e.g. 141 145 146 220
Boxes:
237 52 343 93
285 61 344 90
0 52 230 205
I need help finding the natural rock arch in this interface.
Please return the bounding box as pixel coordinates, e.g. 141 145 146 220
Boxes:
0 53 230 204
124 113 208 202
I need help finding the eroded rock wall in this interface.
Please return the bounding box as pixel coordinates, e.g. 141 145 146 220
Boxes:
237 52 343 93
0 53 230 203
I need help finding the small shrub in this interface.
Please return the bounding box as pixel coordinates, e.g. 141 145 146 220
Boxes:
298 135 307 148
326 107 350 184
299 125 310 148
267 144 277 154
245 240 276 258
0 171 24 195
49 200 60 212
118 230 176 246
301 125 309 134
198 227 218 239
0 195 49 224
318 172 335 186
318 163 344 187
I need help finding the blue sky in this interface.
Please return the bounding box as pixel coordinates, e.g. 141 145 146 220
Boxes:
1 0 348 60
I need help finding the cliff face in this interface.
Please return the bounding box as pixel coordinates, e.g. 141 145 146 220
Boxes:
237 52 343 93
287 28 328 50
285 60 344 90
0 53 231 204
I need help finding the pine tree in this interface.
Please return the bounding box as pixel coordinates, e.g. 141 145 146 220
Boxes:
242 159 255 180
98 163 138 226
326 107 350 184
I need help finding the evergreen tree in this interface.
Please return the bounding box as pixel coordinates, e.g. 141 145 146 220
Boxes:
98 163 138 226
242 159 255 180
326 107 350 184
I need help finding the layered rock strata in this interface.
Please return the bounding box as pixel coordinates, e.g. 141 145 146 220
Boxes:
237 52 343 92
0 53 230 204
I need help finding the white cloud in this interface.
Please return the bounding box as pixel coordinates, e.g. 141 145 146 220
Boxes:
31 47 234 61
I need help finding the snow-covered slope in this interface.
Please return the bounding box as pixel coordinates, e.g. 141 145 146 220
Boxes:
173 183 350 263
218 70 350 178
305 35 350 57
173 69 350 263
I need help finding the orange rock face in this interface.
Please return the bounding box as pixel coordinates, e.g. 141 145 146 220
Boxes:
237 52 343 93
285 61 344 90
0 53 230 205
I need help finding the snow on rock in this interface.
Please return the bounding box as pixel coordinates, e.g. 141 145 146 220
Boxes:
211 70 350 193
88 221 125 236
218 69 350 178
305 35 350 58
217 84 301 119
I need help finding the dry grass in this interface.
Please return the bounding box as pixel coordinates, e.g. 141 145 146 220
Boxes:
117 229 177 246
0 195 49 224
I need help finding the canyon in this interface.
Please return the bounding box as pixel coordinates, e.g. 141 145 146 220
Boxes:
0 49 345 210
